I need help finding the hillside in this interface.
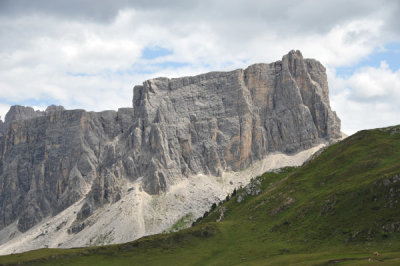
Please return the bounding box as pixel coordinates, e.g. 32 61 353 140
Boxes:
1 125 400 265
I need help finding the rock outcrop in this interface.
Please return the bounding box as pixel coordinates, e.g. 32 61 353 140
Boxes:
0 50 340 235
3 105 44 128
0 119 4 138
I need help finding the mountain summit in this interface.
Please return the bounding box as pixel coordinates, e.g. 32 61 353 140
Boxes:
0 50 340 253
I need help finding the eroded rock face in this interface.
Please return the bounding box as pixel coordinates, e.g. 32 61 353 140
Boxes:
0 108 135 232
131 50 340 193
0 50 340 233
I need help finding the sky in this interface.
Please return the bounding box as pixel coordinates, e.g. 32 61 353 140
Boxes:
0 0 399 135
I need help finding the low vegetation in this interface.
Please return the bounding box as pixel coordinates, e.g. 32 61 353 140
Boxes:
164 213 194 233
1 126 400 265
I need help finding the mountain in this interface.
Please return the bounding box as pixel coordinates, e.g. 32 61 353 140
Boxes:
1 125 400 265
0 50 341 253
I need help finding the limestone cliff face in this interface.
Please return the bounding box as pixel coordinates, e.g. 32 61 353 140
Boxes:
131 50 340 193
0 50 340 233
0 108 135 232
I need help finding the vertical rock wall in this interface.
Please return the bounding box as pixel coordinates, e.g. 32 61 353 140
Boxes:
0 50 340 233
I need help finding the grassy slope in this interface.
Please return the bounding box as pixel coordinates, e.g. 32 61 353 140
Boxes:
1 126 400 265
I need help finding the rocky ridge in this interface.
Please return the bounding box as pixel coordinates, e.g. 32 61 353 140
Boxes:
0 50 341 251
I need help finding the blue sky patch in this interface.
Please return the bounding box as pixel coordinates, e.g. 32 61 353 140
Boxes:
336 42 400 77
141 46 173 60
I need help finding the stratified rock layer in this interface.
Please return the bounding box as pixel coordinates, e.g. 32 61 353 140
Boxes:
0 50 340 234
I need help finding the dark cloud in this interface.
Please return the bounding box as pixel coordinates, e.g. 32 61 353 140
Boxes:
0 0 393 34
385 1 400 38
0 0 192 22
0 0 129 22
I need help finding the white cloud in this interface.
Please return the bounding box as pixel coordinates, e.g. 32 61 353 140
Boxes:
330 62 400 134
348 62 400 99
0 1 399 134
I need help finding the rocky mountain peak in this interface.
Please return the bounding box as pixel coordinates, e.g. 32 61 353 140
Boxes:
0 51 340 242
4 105 43 127
45 105 65 113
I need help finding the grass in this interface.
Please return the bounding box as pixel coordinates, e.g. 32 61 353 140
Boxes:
164 213 194 233
1 125 400 265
